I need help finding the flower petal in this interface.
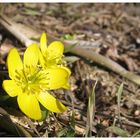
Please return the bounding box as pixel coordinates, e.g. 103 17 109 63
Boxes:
57 66 71 89
2 80 21 97
40 32 47 55
48 41 64 59
37 91 67 113
46 67 70 90
17 93 41 120
60 66 71 76
39 49 46 68
24 44 39 72
62 83 71 89
7 48 23 79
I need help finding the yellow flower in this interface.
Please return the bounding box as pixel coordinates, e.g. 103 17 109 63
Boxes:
39 32 64 68
39 32 71 89
2 44 68 120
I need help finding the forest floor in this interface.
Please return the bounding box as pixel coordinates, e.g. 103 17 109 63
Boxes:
0 3 140 137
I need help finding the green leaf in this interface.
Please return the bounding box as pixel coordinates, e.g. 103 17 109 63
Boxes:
39 104 50 121
0 95 10 102
63 34 76 40
106 126 130 137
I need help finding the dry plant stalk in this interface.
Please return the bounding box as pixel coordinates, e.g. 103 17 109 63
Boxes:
0 15 140 86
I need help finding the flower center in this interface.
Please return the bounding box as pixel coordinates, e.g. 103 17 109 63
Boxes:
44 50 63 67
14 66 49 94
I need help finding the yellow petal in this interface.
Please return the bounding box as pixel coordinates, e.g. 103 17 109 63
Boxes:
60 66 71 76
2 80 21 97
37 91 67 113
46 67 70 90
17 93 41 120
24 44 39 72
48 41 64 59
40 32 47 55
7 48 23 79
57 66 71 89
39 49 46 68
62 83 71 89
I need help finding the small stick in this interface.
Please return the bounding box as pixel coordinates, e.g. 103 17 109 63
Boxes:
0 15 140 86
0 15 35 46
118 116 140 128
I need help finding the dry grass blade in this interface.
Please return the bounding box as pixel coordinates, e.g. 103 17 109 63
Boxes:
117 83 124 121
106 126 130 137
85 81 97 137
132 129 140 137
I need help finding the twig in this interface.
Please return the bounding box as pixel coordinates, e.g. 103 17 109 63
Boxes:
118 116 140 128
0 15 35 46
0 15 140 86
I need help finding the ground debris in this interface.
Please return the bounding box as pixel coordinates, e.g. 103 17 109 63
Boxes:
0 3 140 137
